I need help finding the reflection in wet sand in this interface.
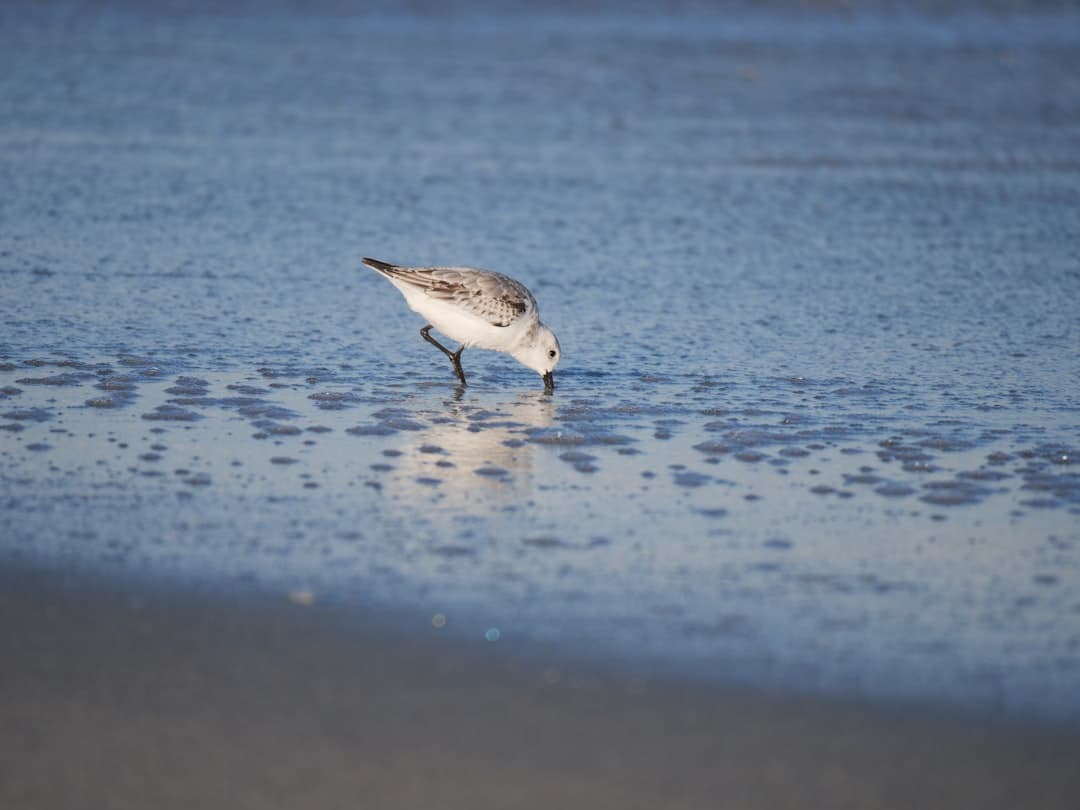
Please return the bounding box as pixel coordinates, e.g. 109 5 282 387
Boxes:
384 393 554 508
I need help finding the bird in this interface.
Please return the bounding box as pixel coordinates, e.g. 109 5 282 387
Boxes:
362 257 561 392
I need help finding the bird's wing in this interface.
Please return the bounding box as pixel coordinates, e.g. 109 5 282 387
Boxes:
364 259 536 328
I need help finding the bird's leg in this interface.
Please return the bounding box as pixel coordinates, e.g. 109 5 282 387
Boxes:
451 345 467 385
420 325 453 358
420 325 468 385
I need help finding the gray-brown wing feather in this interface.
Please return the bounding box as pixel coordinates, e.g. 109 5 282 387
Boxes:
364 259 535 328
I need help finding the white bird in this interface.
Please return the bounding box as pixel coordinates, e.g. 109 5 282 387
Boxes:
363 257 561 392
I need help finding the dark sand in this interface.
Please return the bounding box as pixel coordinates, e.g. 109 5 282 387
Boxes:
2 564 1078 810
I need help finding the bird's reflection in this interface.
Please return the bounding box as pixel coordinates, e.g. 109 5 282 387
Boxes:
384 391 555 508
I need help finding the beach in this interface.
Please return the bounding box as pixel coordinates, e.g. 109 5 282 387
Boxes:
4 563 1080 809
2 1 1079 804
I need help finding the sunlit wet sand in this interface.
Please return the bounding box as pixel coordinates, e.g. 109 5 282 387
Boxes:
2 356 1077 719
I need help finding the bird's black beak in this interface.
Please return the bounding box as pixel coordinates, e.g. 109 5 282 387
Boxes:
542 371 555 393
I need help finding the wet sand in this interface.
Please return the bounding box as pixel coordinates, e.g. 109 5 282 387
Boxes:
3 359 1077 717
3 563 1079 810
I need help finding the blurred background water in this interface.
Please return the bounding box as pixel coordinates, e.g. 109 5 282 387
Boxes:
2 0 1079 722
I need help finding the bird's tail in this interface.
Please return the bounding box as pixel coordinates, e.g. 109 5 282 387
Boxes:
362 257 398 273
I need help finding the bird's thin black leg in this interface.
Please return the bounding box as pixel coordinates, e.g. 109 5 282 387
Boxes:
451 345 467 385
420 325 468 385
420 324 455 359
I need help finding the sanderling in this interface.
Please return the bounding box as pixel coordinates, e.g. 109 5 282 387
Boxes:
363 257 561 392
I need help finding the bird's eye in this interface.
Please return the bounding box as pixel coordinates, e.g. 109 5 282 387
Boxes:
548 350 557 358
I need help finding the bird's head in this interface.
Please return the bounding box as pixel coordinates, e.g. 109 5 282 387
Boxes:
513 324 561 392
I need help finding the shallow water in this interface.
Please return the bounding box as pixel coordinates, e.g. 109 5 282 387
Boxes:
2 1 1079 721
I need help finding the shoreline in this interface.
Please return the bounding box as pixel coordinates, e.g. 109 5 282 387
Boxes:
3 561 1079 809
